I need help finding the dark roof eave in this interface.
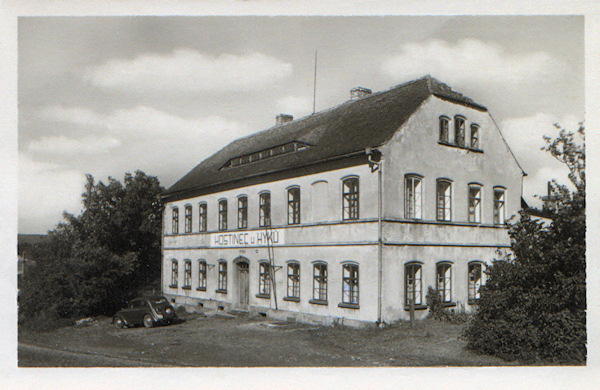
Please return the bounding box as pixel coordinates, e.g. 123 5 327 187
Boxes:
433 93 488 112
161 149 368 201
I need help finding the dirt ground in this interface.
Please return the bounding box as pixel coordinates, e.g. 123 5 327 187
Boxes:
18 312 515 367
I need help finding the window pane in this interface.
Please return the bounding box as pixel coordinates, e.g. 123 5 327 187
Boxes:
219 200 228 231
439 117 449 143
199 204 207 232
405 264 422 305
468 186 481 223
406 176 423 219
494 189 505 225
287 263 300 298
259 193 271 227
171 260 178 286
436 181 451 221
471 125 480 149
185 206 192 233
342 264 359 304
238 197 248 229
288 188 301 225
172 208 179 234
259 262 271 295
468 263 482 300
313 263 327 301
342 178 359 220
455 117 465 147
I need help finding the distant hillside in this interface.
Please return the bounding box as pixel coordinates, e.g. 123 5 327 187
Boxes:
18 234 47 246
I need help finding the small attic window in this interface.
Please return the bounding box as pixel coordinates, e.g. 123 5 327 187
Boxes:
221 141 311 170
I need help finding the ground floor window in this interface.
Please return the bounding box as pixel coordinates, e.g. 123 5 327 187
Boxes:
170 260 178 287
313 263 328 302
342 263 359 305
468 262 483 302
259 262 271 296
198 260 207 291
183 260 192 289
436 262 452 303
405 262 422 306
287 262 300 299
218 261 227 292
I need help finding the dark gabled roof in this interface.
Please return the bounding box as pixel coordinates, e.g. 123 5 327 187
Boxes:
163 75 486 198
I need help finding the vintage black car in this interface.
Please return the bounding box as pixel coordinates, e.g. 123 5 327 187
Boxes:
113 296 176 329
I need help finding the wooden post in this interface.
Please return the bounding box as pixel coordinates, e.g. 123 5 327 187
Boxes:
409 297 415 329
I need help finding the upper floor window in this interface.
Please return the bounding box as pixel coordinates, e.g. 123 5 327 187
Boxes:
287 262 300 299
405 262 422 306
198 203 207 232
197 260 207 291
455 116 466 147
436 262 452 304
218 261 227 292
218 200 228 231
436 179 452 222
468 184 482 223
439 116 450 143
259 192 271 227
184 205 192 233
258 262 271 296
288 187 301 225
172 207 179 235
468 262 484 302
313 262 328 302
342 263 359 305
238 196 248 229
493 187 506 225
170 259 178 287
183 260 192 289
405 175 423 220
470 124 480 149
342 177 359 221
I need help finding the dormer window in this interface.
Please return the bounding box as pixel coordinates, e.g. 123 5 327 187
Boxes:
221 141 311 170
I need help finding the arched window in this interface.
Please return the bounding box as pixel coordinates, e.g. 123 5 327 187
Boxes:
172 207 179 235
436 262 452 303
436 179 452 222
198 203 207 232
342 263 359 305
312 262 328 302
218 200 228 231
468 184 482 223
184 205 193 233
455 116 466 147
259 192 271 227
470 124 480 149
342 177 359 220
493 187 506 225
183 260 192 289
405 262 422 306
197 260 207 291
405 175 423 220
286 262 300 299
288 187 301 225
170 259 178 288
217 261 227 292
439 116 450 143
468 262 484 302
238 196 248 229
258 261 271 296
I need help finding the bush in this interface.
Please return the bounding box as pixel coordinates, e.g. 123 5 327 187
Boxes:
426 287 470 324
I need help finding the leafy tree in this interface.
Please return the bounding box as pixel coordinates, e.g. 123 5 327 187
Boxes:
464 123 585 364
19 171 164 330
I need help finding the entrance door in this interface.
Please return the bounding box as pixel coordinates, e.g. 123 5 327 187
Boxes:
237 262 250 310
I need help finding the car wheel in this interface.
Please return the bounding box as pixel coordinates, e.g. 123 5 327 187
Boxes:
114 316 126 329
143 314 154 328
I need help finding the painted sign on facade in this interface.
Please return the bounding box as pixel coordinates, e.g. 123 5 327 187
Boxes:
210 229 285 247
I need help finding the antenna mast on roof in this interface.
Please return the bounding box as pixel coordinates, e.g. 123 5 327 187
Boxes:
312 50 317 114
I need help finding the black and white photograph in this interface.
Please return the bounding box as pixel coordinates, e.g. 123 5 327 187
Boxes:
2 1 597 389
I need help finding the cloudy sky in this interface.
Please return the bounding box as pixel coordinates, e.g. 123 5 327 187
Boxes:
18 16 584 234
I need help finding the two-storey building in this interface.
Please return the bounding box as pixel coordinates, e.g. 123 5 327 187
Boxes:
160 76 525 326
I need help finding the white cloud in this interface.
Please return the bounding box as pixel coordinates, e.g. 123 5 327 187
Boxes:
382 39 563 88
38 105 104 127
82 49 293 93
19 154 86 233
27 135 121 154
276 95 313 119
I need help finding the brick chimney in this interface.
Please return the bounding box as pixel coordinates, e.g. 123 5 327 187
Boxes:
350 87 372 100
276 114 293 125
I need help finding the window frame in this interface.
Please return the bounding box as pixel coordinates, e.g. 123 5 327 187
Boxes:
405 174 423 220
218 199 228 231
183 259 192 289
404 262 424 308
436 179 452 222
436 262 453 304
454 116 466 147
172 207 179 235
198 203 207 232
342 177 360 221
311 262 328 304
439 116 450 143
341 263 359 306
468 261 484 303
197 260 207 291
237 196 248 230
468 183 482 223
285 261 300 301
470 124 480 149
287 187 301 225
170 259 178 288
259 192 271 227
184 205 193 233
258 261 271 297
217 260 227 293
493 187 506 225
